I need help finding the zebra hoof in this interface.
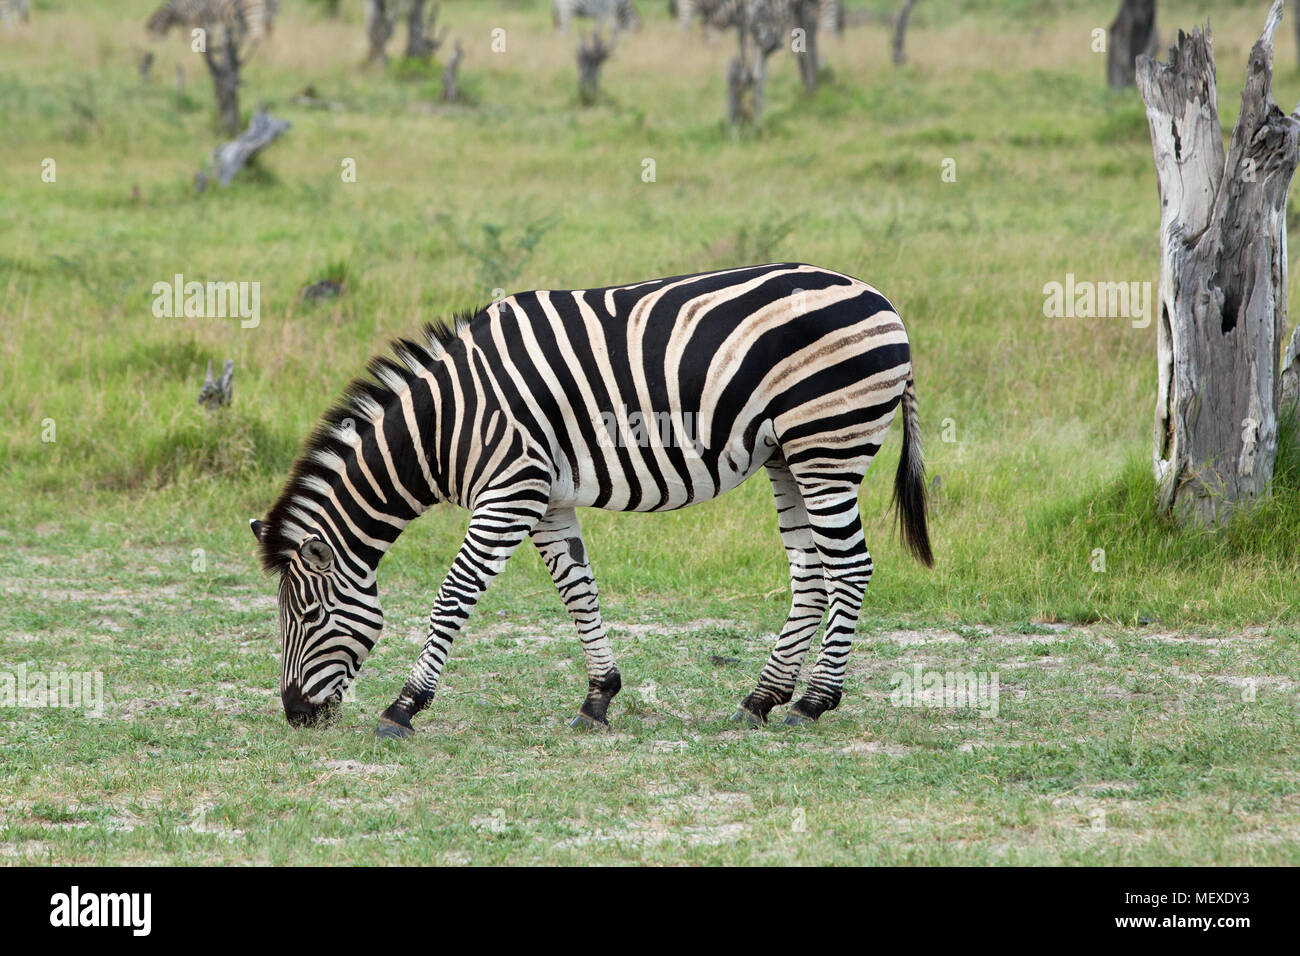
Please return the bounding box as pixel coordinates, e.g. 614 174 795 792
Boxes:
568 712 609 731
783 702 821 726
730 708 765 728
375 717 414 740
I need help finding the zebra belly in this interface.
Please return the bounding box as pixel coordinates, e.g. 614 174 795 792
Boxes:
552 406 777 512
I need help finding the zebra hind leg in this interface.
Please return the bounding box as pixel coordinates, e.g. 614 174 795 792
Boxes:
732 457 827 726
530 506 622 729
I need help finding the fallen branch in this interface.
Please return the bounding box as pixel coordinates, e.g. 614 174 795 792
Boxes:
203 109 290 188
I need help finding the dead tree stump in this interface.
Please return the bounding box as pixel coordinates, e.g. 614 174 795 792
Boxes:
1108 0 1157 89
577 30 612 106
1137 0 1300 524
442 39 463 102
199 360 235 410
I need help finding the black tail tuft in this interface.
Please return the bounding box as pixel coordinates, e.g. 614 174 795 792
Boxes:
893 379 934 568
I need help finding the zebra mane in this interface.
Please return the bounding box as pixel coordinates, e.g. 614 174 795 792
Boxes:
256 307 483 575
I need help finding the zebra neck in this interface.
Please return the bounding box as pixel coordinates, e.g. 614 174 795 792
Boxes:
297 401 444 581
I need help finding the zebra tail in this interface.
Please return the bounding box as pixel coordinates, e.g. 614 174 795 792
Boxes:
892 378 934 568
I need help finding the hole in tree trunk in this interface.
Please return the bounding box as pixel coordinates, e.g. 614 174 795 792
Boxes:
1221 287 1240 334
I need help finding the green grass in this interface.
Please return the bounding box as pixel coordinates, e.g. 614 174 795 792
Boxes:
1 0 1299 864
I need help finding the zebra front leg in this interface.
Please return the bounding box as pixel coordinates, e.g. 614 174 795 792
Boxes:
376 506 540 739
786 486 871 725
530 506 621 729
733 458 827 726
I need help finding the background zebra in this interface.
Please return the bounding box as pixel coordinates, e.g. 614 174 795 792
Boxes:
252 263 931 738
553 0 642 34
146 0 277 41
674 0 842 35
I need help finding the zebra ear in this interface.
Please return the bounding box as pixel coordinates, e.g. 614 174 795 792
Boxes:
300 537 334 572
250 519 268 542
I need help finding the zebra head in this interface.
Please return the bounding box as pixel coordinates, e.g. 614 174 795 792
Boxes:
250 519 384 727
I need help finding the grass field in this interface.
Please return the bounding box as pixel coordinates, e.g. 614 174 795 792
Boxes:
2 0 1298 864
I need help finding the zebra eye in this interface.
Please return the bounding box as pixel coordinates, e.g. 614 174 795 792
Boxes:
302 605 325 626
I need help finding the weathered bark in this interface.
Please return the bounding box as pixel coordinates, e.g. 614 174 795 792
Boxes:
442 39 463 102
1108 0 1157 89
577 30 612 106
1137 0 1300 525
892 0 918 66
366 0 397 65
202 24 242 135
791 0 820 92
207 109 290 187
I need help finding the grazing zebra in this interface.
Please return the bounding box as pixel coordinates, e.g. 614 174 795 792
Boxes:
251 263 932 739
676 0 842 35
553 0 642 33
146 0 277 40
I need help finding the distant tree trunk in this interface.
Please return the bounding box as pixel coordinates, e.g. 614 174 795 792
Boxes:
405 0 445 61
577 30 612 106
727 6 781 125
1108 0 1157 88
366 0 397 65
1136 0 1300 525
727 53 756 125
442 39 463 102
791 0 820 92
203 24 242 135
892 0 918 66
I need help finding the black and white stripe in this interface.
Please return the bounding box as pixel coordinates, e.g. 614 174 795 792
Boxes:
146 0 277 40
675 0 842 34
253 262 932 735
552 0 642 33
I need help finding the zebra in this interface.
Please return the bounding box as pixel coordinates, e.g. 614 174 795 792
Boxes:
251 262 932 738
676 0 841 35
553 0 642 34
146 0 277 41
